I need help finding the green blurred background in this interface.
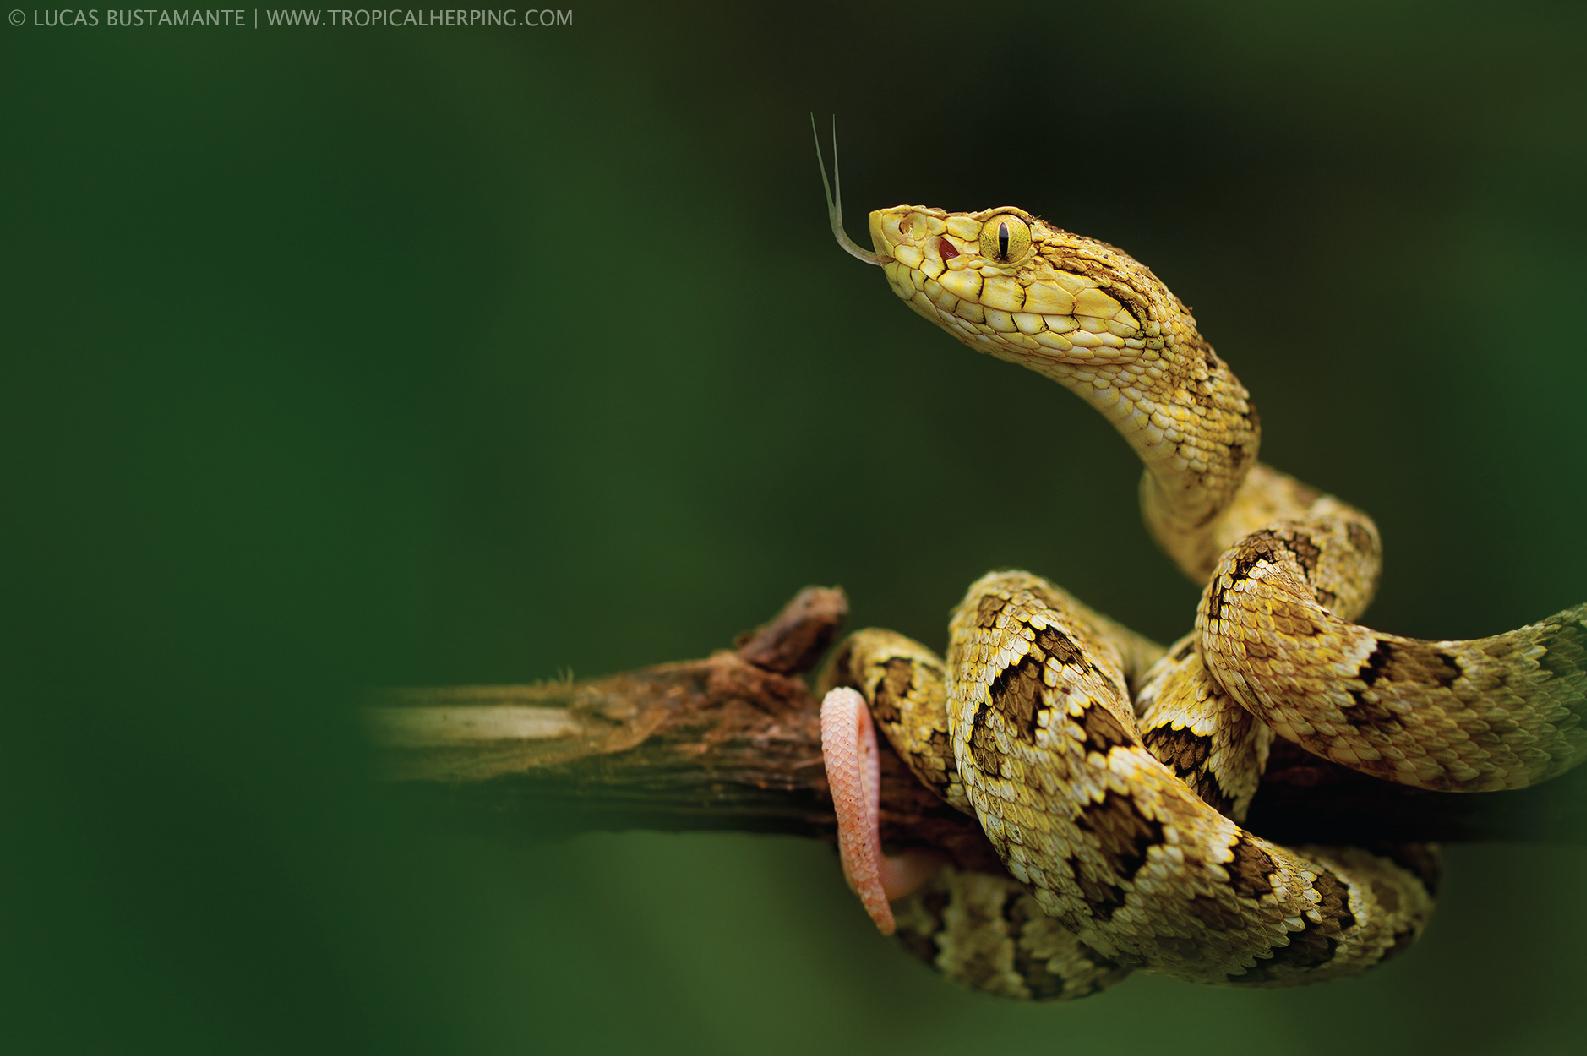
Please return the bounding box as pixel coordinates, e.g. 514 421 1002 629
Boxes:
4 0 1587 1051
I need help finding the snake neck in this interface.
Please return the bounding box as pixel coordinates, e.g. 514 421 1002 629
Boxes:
1034 327 1261 584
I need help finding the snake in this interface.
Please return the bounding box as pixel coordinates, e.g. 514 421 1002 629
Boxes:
807 121 1587 999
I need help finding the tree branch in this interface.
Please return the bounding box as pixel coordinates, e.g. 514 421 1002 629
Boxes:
367 587 1587 857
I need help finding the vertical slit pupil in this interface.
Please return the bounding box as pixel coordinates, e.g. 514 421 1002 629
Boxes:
999 222 1011 259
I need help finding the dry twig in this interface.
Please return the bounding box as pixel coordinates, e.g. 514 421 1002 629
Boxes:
367 588 1587 857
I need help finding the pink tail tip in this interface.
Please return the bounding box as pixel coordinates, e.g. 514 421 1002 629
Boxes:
820 688 940 933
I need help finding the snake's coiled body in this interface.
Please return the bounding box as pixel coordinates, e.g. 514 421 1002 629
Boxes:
817 194 1587 997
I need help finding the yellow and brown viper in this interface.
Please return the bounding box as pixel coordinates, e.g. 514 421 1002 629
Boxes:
809 122 1587 999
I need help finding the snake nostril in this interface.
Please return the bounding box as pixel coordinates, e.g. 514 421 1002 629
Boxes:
938 237 960 261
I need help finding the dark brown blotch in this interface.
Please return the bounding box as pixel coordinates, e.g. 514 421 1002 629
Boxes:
1233 532 1283 576
1346 521 1377 556
1191 774 1233 815
1032 624 1123 700
1066 854 1128 923
1285 533 1321 579
1075 790 1164 893
968 702 1001 776
1312 867 1356 934
1426 649 1462 688
975 595 1007 628
826 641 857 686
951 916 1008 992
868 656 916 726
1358 638 1462 690
987 654 1046 742
1228 926 1339 983
1063 789 1165 924
1205 538 1273 623
910 726 957 799
1235 528 1321 582
1004 892 1067 999
893 882 950 968
1203 581 1228 626
1226 836 1276 899
1141 724 1212 778
1227 868 1354 983
1345 687 1398 729
1141 725 1232 813
1357 640 1392 687
1537 616 1587 684
1031 624 1086 668
1078 702 1133 755
1367 876 1401 914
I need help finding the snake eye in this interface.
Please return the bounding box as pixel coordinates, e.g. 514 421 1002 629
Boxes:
978 214 1032 264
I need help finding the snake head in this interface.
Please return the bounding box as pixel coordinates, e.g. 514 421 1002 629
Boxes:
865 204 1178 375
810 118 1187 376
